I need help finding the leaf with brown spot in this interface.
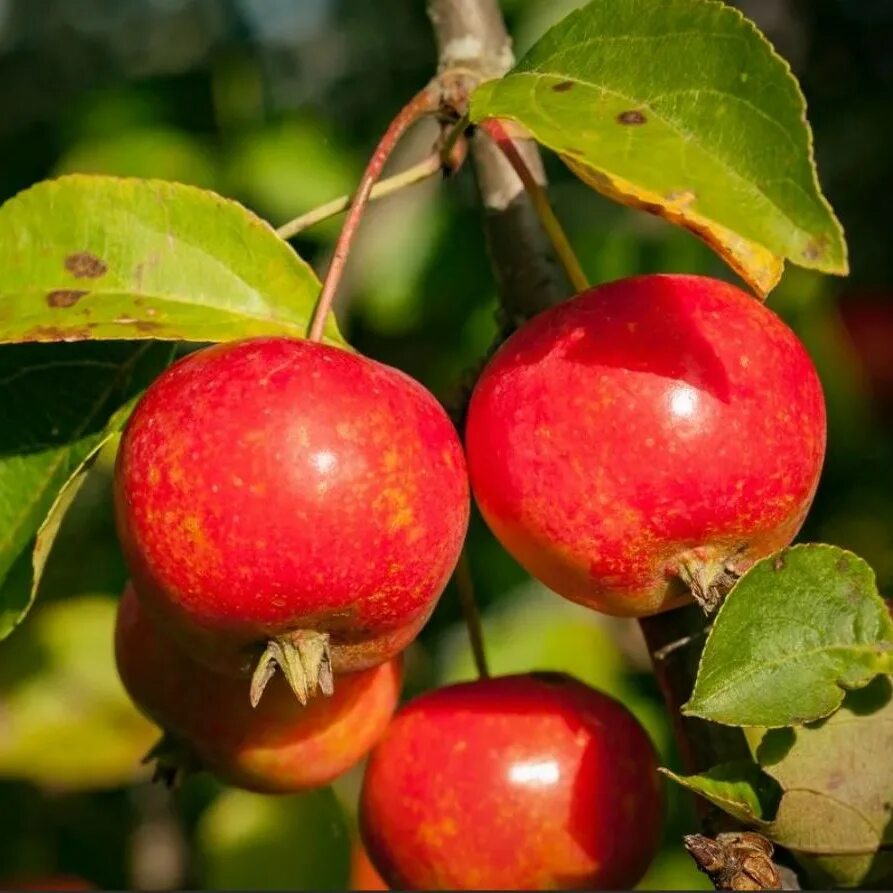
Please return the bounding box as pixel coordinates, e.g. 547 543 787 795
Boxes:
46 289 88 308
470 0 848 296
0 175 344 346
616 109 647 125
64 251 107 279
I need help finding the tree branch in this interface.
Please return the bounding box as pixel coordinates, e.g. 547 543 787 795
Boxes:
639 607 749 775
427 0 571 326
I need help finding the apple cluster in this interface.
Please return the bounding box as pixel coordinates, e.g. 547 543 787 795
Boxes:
113 273 825 889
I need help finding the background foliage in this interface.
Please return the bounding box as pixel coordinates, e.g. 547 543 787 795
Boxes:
0 0 890 888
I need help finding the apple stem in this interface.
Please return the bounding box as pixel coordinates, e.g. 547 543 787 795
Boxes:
249 629 334 707
307 84 442 342
454 549 490 678
277 153 446 241
479 118 590 294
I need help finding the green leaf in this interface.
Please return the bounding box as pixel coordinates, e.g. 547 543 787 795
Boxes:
752 679 893 888
0 175 343 346
669 686 893 887
470 0 848 296
0 341 173 638
660 762 782 825
197 787 350 890
666 683 893 888
684 544 893 727
0 594 158 789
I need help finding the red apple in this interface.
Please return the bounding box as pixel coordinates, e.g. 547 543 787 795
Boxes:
360 672 663 890
465 274 826 616
115 336 468 702
115 583 402 794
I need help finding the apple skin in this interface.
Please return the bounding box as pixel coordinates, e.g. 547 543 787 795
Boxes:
359 672 663 890
465 274 826 617
114 337 469 676
115 583 402 794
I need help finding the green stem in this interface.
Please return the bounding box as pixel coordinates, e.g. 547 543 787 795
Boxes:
454 549 490 678
479 118 590 294
277 153 445 241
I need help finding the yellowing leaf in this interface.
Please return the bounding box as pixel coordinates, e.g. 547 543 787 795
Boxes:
471 0 848 296
564 159 784 294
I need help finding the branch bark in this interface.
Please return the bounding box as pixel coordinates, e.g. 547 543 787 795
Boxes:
640 607 749 776
427 0 571 326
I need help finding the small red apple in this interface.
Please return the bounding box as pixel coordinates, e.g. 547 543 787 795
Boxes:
115 583 401 794
465 274 826 616
360 672 663 890
115 336 468 702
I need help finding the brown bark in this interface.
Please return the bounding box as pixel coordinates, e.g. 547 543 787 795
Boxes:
427 0 571 325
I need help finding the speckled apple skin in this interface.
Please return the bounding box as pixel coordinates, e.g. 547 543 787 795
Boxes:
465 274 826 617
360 673 663 891
114 337 469 675
115 584 401 794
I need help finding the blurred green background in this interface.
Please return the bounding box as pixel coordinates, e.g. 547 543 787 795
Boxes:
0 0 890 889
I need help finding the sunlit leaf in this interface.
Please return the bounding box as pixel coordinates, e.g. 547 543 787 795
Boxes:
471 0 848 295
0 175 342 345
